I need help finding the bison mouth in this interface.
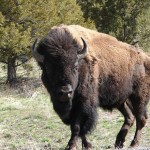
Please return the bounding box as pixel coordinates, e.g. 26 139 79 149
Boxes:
49 84 74 124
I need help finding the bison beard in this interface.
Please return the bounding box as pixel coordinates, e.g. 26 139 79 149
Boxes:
32 25 150 149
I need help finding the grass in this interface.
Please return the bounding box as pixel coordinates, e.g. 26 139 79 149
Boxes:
0 80 69 150
0 77 150 149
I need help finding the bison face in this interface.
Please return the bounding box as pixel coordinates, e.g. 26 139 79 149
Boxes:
42 55 79 104
32 37 88 106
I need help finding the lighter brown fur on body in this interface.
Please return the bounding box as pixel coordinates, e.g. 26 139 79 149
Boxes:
57 25 147 79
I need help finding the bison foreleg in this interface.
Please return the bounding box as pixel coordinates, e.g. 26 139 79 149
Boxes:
81 135 92 150
115 101 135 148
66 123 80 150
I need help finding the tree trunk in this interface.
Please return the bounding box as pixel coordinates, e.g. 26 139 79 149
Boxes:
7 56 17 85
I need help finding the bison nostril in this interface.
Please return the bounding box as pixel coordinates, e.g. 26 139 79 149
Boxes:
68 90 73 94
58 90 73 96
68 90 73 97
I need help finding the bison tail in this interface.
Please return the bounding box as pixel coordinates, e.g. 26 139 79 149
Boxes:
144 54 150 75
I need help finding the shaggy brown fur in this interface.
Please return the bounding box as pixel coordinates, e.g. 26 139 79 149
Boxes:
33 25 150 149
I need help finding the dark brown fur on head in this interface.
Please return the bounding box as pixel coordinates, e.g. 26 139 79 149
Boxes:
37 26 81 58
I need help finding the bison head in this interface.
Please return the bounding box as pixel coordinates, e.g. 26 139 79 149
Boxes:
32 33 88 120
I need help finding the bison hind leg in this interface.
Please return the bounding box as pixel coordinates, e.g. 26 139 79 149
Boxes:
129 93 149 147
115 101 135 149
130 106 148 147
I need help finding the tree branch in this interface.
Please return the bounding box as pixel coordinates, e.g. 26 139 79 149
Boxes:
13 0 19 6
15 56 32 67
0 60 8 64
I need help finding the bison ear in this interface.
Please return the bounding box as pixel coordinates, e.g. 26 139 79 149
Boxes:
78 37 88 59
32 39 44 63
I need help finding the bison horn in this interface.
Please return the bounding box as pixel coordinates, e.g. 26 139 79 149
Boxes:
32 39 44 63
78 37 88 59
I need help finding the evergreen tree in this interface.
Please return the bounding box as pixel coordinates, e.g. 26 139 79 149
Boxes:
0 0 95 84
137 6 150 52
77 0 150 44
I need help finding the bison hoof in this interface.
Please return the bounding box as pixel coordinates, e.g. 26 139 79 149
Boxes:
115 141 123 149
65 145 77 150
130 140 139 148
65 147 77 150
83 148 92 150
82 142 92 150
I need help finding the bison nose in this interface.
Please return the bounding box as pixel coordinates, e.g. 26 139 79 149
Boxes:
58 84 73 102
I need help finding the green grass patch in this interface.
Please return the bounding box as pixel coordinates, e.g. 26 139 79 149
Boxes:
0 79 149 149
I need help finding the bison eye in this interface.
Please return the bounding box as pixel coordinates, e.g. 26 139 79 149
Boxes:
72 62 78 72
73 61 78 69
74 61 78 67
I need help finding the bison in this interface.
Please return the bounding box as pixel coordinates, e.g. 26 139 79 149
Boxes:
32 25 150 149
